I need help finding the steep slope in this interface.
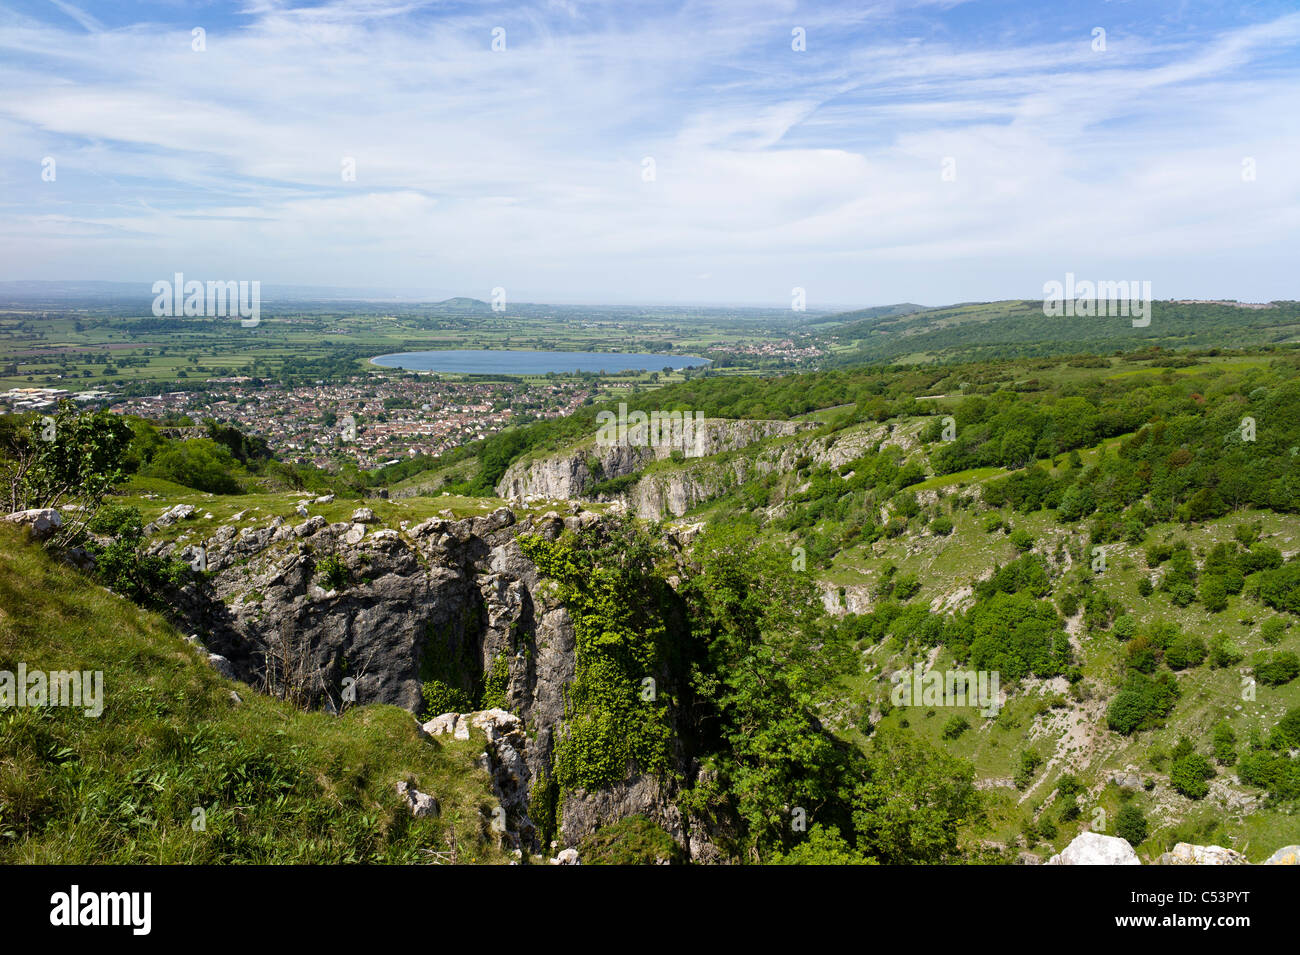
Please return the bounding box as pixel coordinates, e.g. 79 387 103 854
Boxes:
0 526 509 864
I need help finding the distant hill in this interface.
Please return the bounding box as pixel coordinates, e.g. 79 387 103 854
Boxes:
823 299 1300 364
801 302 928 327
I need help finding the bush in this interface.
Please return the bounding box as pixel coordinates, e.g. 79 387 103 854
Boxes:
1164 633 1207 670
142 438 242 494
941 715 970 740
1208 636 1244 668
1254 652 1300 686
317 554 350 591
1014 750 1042 789
1137 578 1154 598
1199 575 1228 613
893 573 922 601
1262 618 1287 645
930 515 954 536
1212 721 1237 766
1009 529 1034 553
1112 615 1137 640
1107 671 1180 735
1169 752 1215 800
1116 804 1148 845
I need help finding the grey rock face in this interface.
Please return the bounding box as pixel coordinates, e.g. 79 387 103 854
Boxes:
151 508 714 860
494 418 810 504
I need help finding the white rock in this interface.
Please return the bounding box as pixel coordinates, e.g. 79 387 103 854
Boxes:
295 502 309 517
207 653 237 680
396 781 439 818
1156 843 1248 865
3 508 63 541
352 507 377 523
1263 845 1300 865
1045 832 1141 865
551 848 580 865
314 494 335 504
421 712 468 739
342 523 365 545
471 708 522 741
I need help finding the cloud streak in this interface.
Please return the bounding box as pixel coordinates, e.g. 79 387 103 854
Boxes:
0 0 1296 305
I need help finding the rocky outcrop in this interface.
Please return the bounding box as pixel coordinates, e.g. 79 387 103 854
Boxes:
396 780 439 818
494 418 811 503
147 506 712 860
1045 832 1141 865
500 418 929 520
1047 833 1291 864
1263 845 1300 865
1155 843 1248 865
3 508 62 541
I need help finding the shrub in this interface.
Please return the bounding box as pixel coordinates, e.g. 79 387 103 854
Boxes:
1107 671 1180 735
1116 804 1148 844
1254 652 1300 686
317 554 350 592
1212 721 1237 766
941 715 970 740
1208 636 1244 668
1164 634 1207 670
1169 753 1215 800
1009 529 1034 553
930 515 954 536
1199 576 1228 613
1262 617 1287 645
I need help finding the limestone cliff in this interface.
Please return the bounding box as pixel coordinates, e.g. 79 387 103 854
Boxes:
147 506 720 860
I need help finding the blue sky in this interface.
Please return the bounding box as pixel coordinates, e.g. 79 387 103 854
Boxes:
1 0 1298 306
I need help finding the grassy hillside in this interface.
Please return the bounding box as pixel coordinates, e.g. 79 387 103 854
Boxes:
0 526 507 864
822 300 1300 365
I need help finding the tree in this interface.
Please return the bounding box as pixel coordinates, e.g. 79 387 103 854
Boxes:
0 402 134 544
1116 803 1148 845
1170 752 1215 800
681 523 857 853
852 730 978 865
1199 575 1228 613
768 824 876 865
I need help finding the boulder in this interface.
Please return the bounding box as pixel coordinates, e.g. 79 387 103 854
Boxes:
1045 832 1141 865
3 508 63 541
314 494 335 505
1110 772 1143 791
342 523 365 545
1263 845 1300 865
293 516 326 538
1156 843 1248 865
422 712 469 740
551 848 580 865
351 507 377 524
396 781 439 818
154 504 195 527
207 653 237 680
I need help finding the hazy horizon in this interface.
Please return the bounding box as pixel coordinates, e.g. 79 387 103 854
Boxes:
2 1 1298 306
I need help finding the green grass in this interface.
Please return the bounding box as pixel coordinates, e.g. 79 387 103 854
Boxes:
0 527 508 863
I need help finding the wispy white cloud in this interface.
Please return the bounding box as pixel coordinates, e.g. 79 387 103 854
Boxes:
0 1 1296 304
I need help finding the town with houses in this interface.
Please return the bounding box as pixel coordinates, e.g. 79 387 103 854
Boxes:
0 376 593 470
